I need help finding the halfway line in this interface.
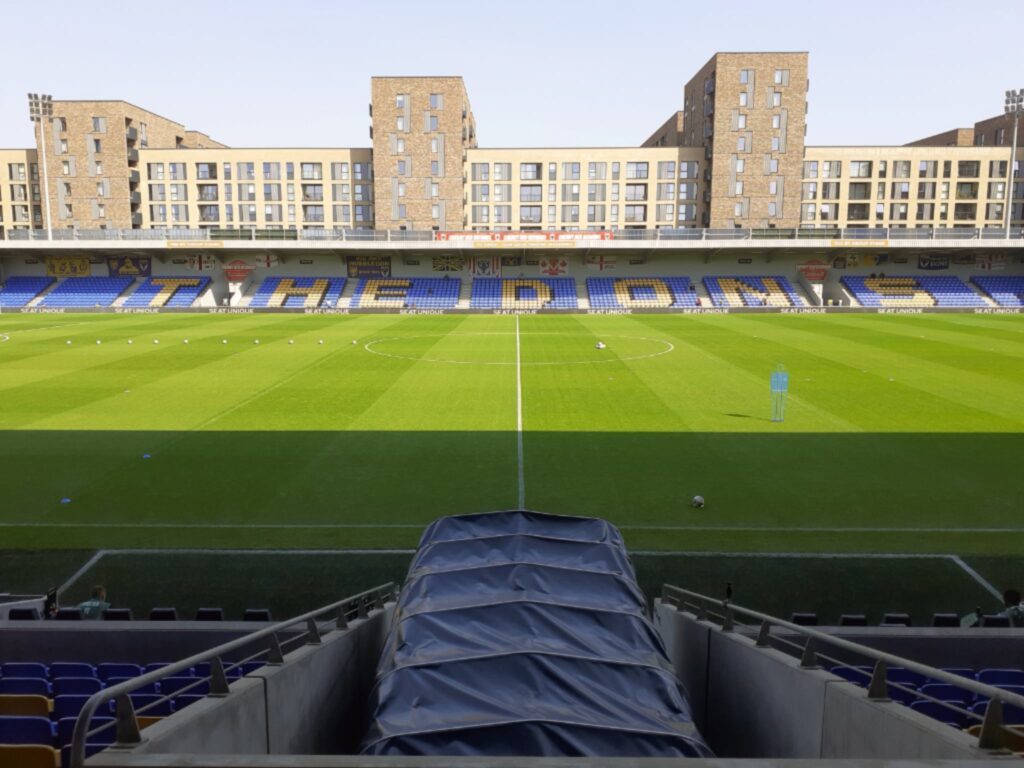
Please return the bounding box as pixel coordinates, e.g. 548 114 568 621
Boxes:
515 315 525 509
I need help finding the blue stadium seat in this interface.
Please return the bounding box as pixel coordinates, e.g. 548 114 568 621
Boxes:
703 276 805 307
129 694 173 717
158 678 208 696
972 276 1024 307
96 664 142 682
887 667 927 689
52 677 102 697
585 277 698 308
57 716 114 747
61 742 107 767
38 277 134 308
107 677 157 695
122 276 210 308
48 663 95 679
0 276 54 308
840 275 986 308
352 277 461 309
978 669 1024 688
470 278 577 309
0 664 47 679
919 683 973 705
144 663 190 677
909 699 967 728
0 679 50 697
53 695 98 721
0 716 55 745
248 276 346 308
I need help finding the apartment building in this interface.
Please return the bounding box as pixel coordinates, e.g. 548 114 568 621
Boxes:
2 53 1020 239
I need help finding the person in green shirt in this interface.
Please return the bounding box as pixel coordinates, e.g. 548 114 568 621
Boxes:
77 585 111 620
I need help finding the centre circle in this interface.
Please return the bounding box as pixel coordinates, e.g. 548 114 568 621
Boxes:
362 332 674 366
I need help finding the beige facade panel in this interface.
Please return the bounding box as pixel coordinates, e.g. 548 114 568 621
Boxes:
464 147 703 230
0 148 39 237
801 145 1023 228
138 148 373 230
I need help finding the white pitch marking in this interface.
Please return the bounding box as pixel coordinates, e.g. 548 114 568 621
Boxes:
949 555 1003 601
0 523 1020 533
363 332 674 366
58 550 108 594
516 316 525 509
0 334 9 343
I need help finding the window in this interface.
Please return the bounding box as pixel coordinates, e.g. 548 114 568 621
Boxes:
918 182 936 199
625 183 647 201
893 161 911 178
429 93 443 109
588 162 607 180
472 184 489 202
737 136 746 152
772 114 781 129
91 116 106 132
771 137 780 151
396 94 406 108
768 158 779 173
657 183 674 200
431 160 440 176
739 69 751 84
737 114 747 129
771 92 782 107
891 182 910 200
148 163 164 181
286 162 295 180
587 204 606 222
429 115 439 131
55 117 67 132
822 161 841 179
919 160 938 178
803 161 818 179
678 182 696 200
197 184 218 201
471 205 489 224
957 161 980 178
848 182 870 200
624 204 646 222
520 163 542 180
657 161 675 179
61 160 70 175
849 161 872 178
988 181 1006 200
429 138 437 153
821 182 840 200
196 163 217 180
300 183 321 202
472 163 489 181
520 185 542 202
397 160 407 176
611 183 620 201
301 163 322 180
237 162 255 180
520 205 542 223
588 184 606 201
767 202 778 217
329 183 347 201
679 161 698 179
430 182 439 198
989 160 1008 178
397 183 406 198
562 162 581 180
562 183 580 202
561 205 579 223
493 184 512 202
223 163 232 180
148 184 166 201
736 158 745 173
266 204 284 222
739 92 748 107
625 162 648 179
396 116 405 131
431 204 440 219
59 139 68 154
397 204 407 219
264 162 281 180
94 160 102 175
768 181 778 195
611 162 620 180
170 184 187 201
734 181 744 195
774 69 789 85
494 205 511 223
493 163 511 181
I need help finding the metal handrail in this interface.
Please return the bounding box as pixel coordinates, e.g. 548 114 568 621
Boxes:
68 582 396 768
3 226 1023 244
662 585 1024 751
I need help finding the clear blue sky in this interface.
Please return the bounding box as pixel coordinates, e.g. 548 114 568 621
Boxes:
1 0 1019 150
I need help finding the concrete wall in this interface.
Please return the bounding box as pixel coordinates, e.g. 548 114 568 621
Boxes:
654 600 988 760
117 604 393 758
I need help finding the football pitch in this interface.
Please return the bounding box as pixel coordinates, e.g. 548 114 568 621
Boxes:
0 312 1021 619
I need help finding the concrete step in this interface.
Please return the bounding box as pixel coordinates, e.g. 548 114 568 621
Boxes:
25 280 60 307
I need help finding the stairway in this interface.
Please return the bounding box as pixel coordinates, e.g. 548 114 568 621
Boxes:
111 277 143 307
457 278 472 309
966 279 997 307
575 280 590 310
337 278 359 308
25 280 60 307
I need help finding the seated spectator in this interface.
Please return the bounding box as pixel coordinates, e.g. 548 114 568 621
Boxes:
78 585 111 620
1001 589 1024 626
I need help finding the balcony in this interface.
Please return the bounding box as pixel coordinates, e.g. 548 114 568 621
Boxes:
130 212 142 227
128 169 140 185
125 126 138 142
126 148 139 164
129 191 141 205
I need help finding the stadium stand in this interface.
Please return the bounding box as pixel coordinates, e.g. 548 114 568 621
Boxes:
122 277 210 308
248 276 345 308
351 277 460 309
972 275 1024 307
470 278 577 309
362 510 712 758
586 277 699 308
0 276 54 308
840 276 987 308
38 277 134 308
703 275 805 307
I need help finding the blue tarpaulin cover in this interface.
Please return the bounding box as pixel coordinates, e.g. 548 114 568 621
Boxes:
360 510 713 758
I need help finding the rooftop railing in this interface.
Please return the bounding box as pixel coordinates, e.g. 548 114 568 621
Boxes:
68 582 396 768
661 584 1024 754
1 226 1023 244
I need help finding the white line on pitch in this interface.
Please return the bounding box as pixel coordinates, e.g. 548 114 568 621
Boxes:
949 555 1003 601
59 550 108 594
515 315 525 509
1 522 1021 533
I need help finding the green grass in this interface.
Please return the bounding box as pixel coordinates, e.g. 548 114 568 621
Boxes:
0 312 1021 616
